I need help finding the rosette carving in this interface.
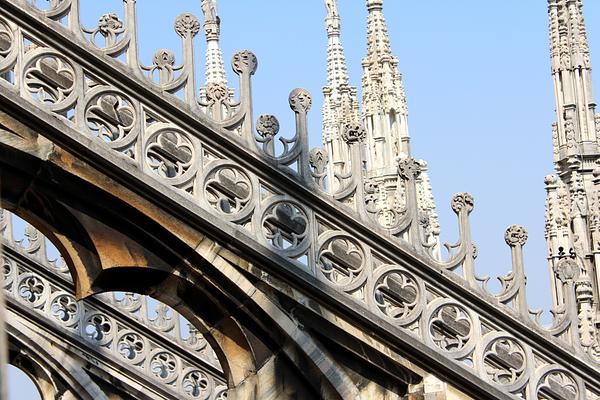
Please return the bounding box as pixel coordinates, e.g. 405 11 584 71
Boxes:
428 303 473 354
397 157 421 180
341 121 366 144
554 258 578 282
205 82 229 103
149 351 179 383
504 225 528 247
451 192 474 214
181 370 211 399
232 50 258 75
288 88 312 113
256 114 280 139
175 13 201 39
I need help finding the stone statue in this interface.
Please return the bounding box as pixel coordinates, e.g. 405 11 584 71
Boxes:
324 0 338 18
201 0 219 24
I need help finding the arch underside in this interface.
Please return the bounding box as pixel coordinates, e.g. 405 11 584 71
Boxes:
0 120 415 399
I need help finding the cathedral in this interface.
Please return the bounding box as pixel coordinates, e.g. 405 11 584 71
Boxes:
0 0 600 399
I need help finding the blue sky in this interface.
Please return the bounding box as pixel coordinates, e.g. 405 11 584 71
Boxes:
9 1 600 398
120 0 600 315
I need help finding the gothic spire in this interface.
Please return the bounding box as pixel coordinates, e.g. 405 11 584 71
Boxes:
545 0 600 355
322 0 360 174
355 0 440 254
200 0 227 87
362 0 410 175
548 0 598 162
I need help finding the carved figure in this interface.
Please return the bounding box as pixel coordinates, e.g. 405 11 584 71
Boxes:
324 0 338 18
200 0 219 23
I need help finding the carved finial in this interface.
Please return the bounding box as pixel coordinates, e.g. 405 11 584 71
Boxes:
544 174 558 187
341 121 366 144
256 115 280 139
451 193 474 214
397 157 421 180
232 50 258 76
289 88 312 114
554 258 579 283
98 13 123 37
174 13 200 39
153 49 176 68
505 225 528 247
309 148 329 172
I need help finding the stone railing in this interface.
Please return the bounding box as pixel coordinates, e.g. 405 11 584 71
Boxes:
0 1 598 398
1 209 227 400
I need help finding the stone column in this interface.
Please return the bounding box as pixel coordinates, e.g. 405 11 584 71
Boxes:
0 202 7 400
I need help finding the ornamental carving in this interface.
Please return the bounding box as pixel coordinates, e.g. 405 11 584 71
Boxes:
289 88 312 113
256 114 280 139
504 225 528 247
342 121 366 144
428 303 472 354
374 268 423 323
87 12 125 47
149 351 179 383
175 13 201 39
482 337 527 386
2 257 13 289
83 313 114 345
309 147 329 173
24 54 75 105
554 258 578 282
318 235 365 288
153 49 176 69
17 274 47 308
204 164 253 217
85 92 136 143
261 201 309 253
205 82 229 103
536 369 579 400
117 331 146 363
397 157 421 180
146 130 195 179
451 192 474 214
232 50 258 75
182 370 211 399
0 19 15 60
98 13 123 36
49 293 79 326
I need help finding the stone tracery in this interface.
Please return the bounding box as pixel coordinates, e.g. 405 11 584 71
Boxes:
0 0 600 399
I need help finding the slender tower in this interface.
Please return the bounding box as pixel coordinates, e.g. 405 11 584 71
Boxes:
545 0 600 356
322 0 360 182
200 0 226 87
199 0 233 121
360 0 440 249
362 0 410 173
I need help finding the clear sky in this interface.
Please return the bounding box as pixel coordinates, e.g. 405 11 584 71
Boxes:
8 1 600 398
